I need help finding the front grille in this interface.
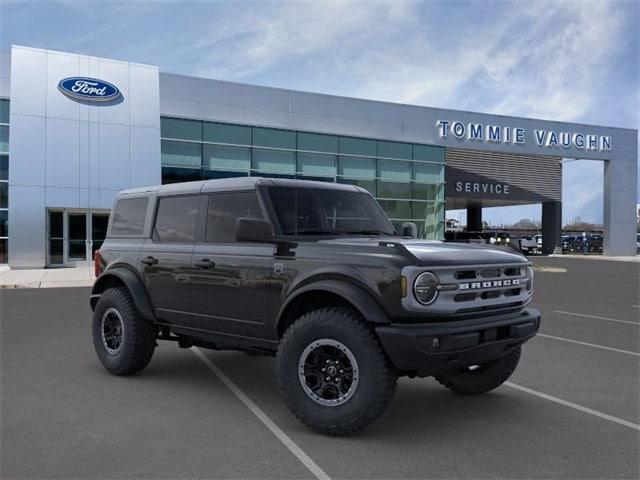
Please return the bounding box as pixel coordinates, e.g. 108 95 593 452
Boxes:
402 262 532 317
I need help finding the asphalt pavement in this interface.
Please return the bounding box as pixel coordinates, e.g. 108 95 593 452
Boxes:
1 256 638 479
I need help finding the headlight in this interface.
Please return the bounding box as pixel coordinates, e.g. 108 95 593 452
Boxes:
489 237 496 244
525 266 534 292
414 272 440 305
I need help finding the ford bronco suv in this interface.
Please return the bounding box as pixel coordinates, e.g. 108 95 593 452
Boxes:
91 177 540 435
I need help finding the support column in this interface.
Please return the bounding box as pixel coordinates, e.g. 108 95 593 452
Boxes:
603 155 637 256
542 201 562 254
467 204 482 232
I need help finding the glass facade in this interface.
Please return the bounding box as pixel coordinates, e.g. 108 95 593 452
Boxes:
0 99 8 263
160 117 445 238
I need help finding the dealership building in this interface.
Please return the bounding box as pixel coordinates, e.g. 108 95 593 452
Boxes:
0 45 637 268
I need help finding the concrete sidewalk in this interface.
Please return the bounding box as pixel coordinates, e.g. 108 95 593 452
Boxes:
0 267 95 289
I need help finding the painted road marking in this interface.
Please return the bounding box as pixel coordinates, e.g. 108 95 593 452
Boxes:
192 347 330 480
537 333 639 357
554 310 639 326
506 382 640 432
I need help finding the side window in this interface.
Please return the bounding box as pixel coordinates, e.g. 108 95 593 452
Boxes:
154 195 200 243
110 197 148 236
206 192 263 243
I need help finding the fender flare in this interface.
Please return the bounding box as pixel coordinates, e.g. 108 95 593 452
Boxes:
90 266 155 321
276 279 390 335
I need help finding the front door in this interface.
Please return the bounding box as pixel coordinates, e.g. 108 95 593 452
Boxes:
190 191 274 339
47 210 110 267
139 194 201 327
67 213 87 262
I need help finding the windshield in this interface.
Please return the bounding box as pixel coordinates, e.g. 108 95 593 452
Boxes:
267 186 396 236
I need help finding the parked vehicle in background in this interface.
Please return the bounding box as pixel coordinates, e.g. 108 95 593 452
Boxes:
89 177 540 435
563 234 603 254
518 236 538 255
445 230 515 249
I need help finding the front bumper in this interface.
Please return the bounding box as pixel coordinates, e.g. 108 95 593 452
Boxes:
375 308 541 377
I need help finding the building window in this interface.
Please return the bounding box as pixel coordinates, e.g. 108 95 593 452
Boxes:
203 122 251 145
378 140 411 160
161 117 202 141
297 132 339 154
297 153 336 178
160 116 446 239
203 144 250 171
252 127 296 149
0 99 8 263
161 140 201 168
252 148 295 175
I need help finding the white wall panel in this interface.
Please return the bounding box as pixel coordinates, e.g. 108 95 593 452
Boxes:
46 51 80 121
98 60 130 125
46 186 79 207
0 50 10 79
98 122 130 190
159 96 199 119
197 102 244 123
99 189 118 209
244 85 288 112
160 73 199 101
78 121 90 188
9 114 46 186
130 66 160 128
198 78 244 106
10 47 46 116
291 92 330 116
46 117 79 188
290 112 332 132
243 107 288 128
8 185 46 267
130 126 161 186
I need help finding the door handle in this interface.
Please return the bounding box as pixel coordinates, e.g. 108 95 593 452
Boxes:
141 256 158 266
194 258 216 269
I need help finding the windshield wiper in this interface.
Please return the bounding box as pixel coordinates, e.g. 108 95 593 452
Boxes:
285 229 333 235
342 230 390 235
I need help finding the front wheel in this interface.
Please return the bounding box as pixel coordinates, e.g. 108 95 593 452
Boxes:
434 346 521 395
275 307 397 436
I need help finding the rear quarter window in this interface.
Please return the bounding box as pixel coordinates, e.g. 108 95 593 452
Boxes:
110 197 149 236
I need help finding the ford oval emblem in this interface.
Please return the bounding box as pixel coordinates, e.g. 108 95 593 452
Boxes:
57 77 121 102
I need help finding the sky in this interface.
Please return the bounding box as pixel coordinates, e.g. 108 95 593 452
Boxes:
1 0 638 226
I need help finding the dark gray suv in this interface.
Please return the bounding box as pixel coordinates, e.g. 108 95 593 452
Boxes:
91 177 540 435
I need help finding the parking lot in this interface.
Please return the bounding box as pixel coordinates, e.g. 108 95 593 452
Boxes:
1 256 638 479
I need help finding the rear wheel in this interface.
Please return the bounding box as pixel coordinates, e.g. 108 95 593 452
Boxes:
275 307 397 435
92 287 157 375
434 347 521 395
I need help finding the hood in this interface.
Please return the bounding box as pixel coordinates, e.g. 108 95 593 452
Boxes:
317 237 527 267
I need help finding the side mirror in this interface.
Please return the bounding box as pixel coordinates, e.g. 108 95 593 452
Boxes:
401 221 418 239
235 217 274 243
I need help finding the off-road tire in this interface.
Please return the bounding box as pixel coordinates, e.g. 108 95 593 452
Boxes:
434 346 521 395
92 287 157 375
275 307 397 435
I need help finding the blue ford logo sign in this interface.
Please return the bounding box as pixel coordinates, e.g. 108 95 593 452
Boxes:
57 77 121 102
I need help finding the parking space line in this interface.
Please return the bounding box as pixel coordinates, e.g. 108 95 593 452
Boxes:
554 310 639 326
191 347 331 480
505 382 640 431
537 333 639 356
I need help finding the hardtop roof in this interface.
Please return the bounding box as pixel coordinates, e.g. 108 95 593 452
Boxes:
115 177 367 197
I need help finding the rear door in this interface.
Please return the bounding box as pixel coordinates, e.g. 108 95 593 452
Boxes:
139 194 203 327
190 191 274 339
